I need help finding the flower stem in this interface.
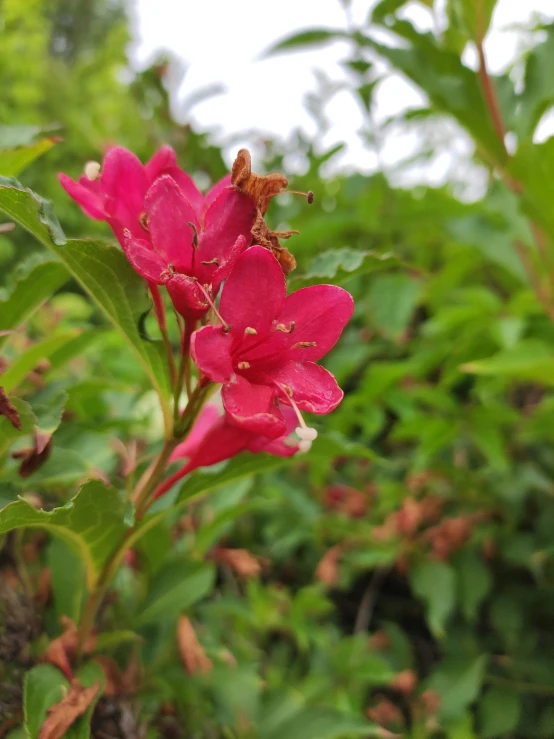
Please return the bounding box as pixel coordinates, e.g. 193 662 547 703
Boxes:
150 284 177 387
173 321 196 422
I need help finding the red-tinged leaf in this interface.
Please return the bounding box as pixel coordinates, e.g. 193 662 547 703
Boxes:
0 386 21 430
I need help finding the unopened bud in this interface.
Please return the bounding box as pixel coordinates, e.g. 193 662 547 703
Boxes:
84 161 101 180
296 426 317 441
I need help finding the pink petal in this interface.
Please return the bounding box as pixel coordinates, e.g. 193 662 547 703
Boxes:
222 375 286 438
190 325 234 381
145 145 177 179
145 175 198 274
198 189 256 280
123 232 166 283
146 145 204 216
171 404 220 461
164 273 210 319
219 246 286 339
247 431 299 457
203 174 232 215
58 173 106 220
243 284 354 364
178 418 254 474
273 361 344 414
101 147 149 235
210 235 249 293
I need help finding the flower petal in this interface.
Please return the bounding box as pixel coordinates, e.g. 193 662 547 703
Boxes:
145 175 198 274
243 284 354 364
210 235 248 294
146 145 204 216
178 418 254 474
203 174 232 215
122 232 166 283
190 325 234 382
219 246 286 339
198 188 256 275
171 404 221 461
58 174 106 220
101 147 148 235
248 433 299 457
273 361 344 414
222 375 286 438
164 274 210 319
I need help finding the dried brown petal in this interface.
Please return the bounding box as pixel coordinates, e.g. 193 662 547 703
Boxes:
231 149 288 215
43 617 96 680
38 680 99 739
176 615 212 675
0 386 21 430
315 545 342 587
390 669 417 695
214 548 262 578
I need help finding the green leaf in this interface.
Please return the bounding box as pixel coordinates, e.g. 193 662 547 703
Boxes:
478 687 521 737
447 0 497 42
23 664 68 739
0 255 69 349
446 215 527 282
508 138 554 242
47 538 86 622
456 550 492 621
0 331 79 392
135 560 215 626
367 273 422 339
0 397 35 457
429 656 487 720
0 137 56 177
265 29 346 56
410 559 456 637
33 390 68 440
0 480 127 588
299 248 400 284
261 707 378 739
175 453 295 507
515 25 554 139
361 21 505 165
461 340 554 385
0 124 59 149
0 179 171 429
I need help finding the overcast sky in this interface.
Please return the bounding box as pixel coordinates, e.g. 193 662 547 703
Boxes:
128 0 553 188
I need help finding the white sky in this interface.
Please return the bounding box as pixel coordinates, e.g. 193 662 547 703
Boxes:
128 0 554 189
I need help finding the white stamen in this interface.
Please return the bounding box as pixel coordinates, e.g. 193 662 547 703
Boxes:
298 439 312 453
84 161 101 180
295 426 318 441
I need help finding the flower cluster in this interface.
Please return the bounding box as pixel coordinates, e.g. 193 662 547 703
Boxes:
60 146 353 492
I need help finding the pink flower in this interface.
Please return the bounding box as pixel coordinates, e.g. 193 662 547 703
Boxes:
190 246 354 439
121 175 256 317
59 145 219 245
153 403 299 498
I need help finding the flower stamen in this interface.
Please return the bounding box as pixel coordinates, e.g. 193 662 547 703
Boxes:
84 161 101 180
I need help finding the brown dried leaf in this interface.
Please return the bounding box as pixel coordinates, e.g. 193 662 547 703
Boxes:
176 615 212 675
231 149 288 215
0 386 21 430
12 434 52 477
43 617 96 680
315 545 342 587
38 680 99 739
214 548 262 578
